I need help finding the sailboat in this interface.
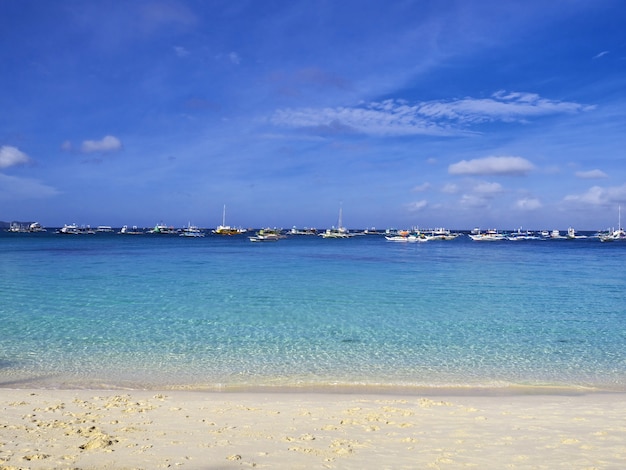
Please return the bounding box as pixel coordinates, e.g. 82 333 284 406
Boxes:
320 205 352 238
600 205 626 242
213 205 245 235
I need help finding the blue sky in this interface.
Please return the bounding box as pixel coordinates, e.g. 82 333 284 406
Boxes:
1 0 625 230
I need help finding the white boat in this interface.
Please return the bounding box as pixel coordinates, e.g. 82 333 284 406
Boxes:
26 222 46 232
289 226 318 235
385 230 427 242
180 223 205 237
600 205 626 242
385 234 427 243
96 225 114 233
119 225 144 235
506 228 539 241
566 227 587 239
320 206 352 238
468 229 505 241
58 223 80 234
549 229 566 239
7 222 26 233
424 228 460 240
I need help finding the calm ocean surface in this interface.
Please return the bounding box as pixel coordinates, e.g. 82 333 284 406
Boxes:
1 230 625 393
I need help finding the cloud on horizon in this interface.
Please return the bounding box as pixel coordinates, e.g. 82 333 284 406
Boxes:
0 173 60 200
449 156 534 176
563 184 626 206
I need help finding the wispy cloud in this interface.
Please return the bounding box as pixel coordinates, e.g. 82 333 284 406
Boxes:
0 173 60 200
411 182 431 192
406 200 428 212
575 169 607 179
271 92 592 137
449 156 534 176
516 197 542 210
0 146 31 168
593 51 609 60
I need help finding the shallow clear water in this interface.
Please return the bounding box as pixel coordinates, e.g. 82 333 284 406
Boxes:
1 231 625 391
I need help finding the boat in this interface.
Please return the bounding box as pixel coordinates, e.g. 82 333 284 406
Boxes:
289 226 318 235
249 228 283 242
424 228 460 241
213 205 246 235
148 222 177 234
7 222 27 233
506 228 540 241
118 225 144 235
385 231 427 242
468 229 505 241
57 223 80 234
320 206 352 238
549 229 566 239
566 227 587 239
600 205 626 242
96 225 114 233
180 223 205 237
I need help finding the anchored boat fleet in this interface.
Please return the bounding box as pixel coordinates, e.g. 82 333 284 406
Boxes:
5 206 625 243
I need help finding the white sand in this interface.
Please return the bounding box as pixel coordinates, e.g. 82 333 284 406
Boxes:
1 389 625 469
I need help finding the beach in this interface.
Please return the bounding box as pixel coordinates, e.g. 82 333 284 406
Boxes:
1 389 625 469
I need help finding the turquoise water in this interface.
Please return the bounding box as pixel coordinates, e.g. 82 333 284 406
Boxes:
1 231 625 392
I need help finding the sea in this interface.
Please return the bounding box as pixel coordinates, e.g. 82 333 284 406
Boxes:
1 229 625 394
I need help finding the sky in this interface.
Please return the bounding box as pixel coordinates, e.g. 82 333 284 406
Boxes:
1 0 625 231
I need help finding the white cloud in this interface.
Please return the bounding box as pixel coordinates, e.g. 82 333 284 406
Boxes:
271 91 591 137
441 183 458 194
593 51 609 60
516 198 542 210
229 52 241 65
449 156 534 176
575 169 607 179
406 200 428 212
563 184 626 206
411 182 431 192
459 194 489 208
80 135 122 153
174 46 190 58
0 146 31 168
473 182 503 194
0 173 59 200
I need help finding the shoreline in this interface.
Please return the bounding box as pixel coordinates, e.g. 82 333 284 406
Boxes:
2 388 626 469
2 380 624 397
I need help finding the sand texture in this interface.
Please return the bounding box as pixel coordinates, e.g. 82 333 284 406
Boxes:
1 390 625 469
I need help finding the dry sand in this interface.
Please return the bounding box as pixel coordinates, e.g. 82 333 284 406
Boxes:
1 389 625 469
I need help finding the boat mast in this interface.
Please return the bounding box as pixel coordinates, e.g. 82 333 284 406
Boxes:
222 204 226 227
